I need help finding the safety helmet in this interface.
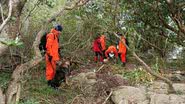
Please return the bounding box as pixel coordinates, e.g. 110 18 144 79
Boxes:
55 24 63 32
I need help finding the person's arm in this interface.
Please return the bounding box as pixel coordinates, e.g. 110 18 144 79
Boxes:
114 51 118 58
46 33 54 56
105 50 109 58
126 38 129 46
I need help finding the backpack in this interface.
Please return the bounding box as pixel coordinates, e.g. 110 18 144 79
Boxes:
39 32 48 54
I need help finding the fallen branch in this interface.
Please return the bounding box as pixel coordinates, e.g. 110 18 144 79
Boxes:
96 64 105 72
102 90 112 104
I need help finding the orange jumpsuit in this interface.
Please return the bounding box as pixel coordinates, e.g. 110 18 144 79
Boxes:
45 29 60 81
105 45 118 58
118 36 127 63
100 35 106 51
100 35 106 58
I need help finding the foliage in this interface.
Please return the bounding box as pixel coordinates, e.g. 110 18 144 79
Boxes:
0 37 23 47
0 72 11 90
123 67 155 85
19 99 39 104
121 0 185 54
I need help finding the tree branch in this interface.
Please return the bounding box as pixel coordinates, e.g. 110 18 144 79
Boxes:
158 13 179 34
0 0 13 32
165 0 185 35
177 2 185 9
0 3 5 21
47 0 89 23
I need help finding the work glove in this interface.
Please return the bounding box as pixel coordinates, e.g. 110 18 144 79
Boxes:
56 61 62 66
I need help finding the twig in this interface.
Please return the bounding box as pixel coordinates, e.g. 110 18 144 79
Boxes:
102 91 112 104
61 32 77 46
0 0 12 32
70 94 82 104
96 64 105 72
40 97 53 104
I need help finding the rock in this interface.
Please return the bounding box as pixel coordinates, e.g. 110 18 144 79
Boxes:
147 81 169 94
169 73 185 82
86 79 97 85
173 83 185 94
97 74 129 88
72 73 87 82
86 72 96 79
150 94 185 104
111 86 147 104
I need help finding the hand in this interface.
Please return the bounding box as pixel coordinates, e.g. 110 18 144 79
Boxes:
56 61 62 66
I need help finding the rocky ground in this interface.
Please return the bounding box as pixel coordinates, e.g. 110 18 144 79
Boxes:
18 61 185 104
68 71 185 104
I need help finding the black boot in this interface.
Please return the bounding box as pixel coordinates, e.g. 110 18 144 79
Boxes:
47 80 52 87
122 62 126 67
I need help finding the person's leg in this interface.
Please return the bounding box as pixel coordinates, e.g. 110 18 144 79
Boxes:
118 53 121 62
121 53 126 66
94 52 98 62
102 50 106 59
46 54 57 88
46 54 54 82
98 52 104 63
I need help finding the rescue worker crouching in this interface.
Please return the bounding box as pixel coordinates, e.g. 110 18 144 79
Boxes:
104 45 118 63
45 24 63 88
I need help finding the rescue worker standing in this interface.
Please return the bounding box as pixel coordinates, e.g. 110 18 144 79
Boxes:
117 32 127 66
45 25 63 87
93 34 103 63
100 34 106 58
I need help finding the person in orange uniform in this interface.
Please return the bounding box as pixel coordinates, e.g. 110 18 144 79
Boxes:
92 35 103 63
45 24 63 88
100 34 106 58
105 45 118 60
117 32 127 66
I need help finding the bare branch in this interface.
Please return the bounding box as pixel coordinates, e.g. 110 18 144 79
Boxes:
61 32 77 46
47 0 89 23
178 2 185 9
0 0 13 32
0 3 5 21
102 90 112 104
165 0 185 35
158 13 179 34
